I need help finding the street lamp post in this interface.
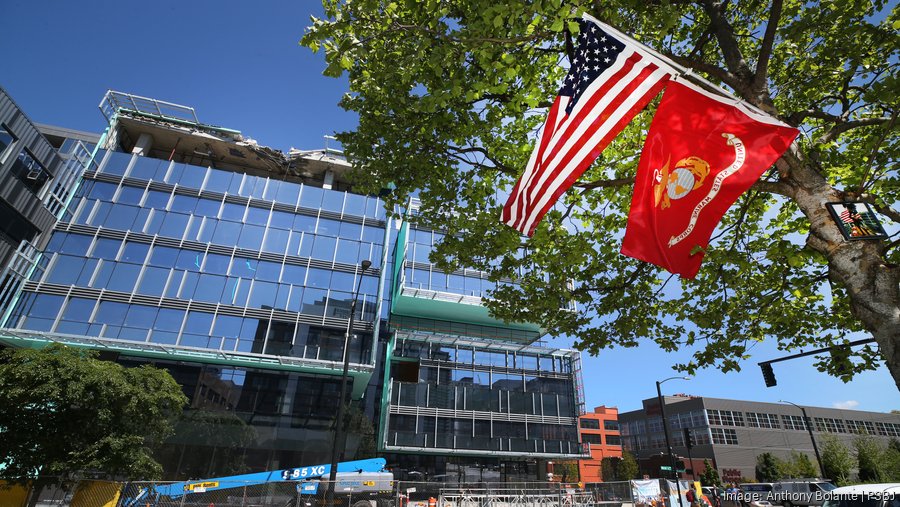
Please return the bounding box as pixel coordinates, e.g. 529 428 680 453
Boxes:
779 400 824 477
657 376 690 507
326 259 372 505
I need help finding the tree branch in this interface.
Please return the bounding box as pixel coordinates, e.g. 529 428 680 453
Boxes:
818 117 895 144
698 0 755 85
752 0 783 95
447 146 517 176
664 52 747 94
859 109 899 192
750 179 793 197
785 108 842 125
573 176 635 190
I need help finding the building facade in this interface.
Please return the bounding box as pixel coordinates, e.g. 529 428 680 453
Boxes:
0 87 96 318
619 395 900 482
0 90 587 480
577 406 622 483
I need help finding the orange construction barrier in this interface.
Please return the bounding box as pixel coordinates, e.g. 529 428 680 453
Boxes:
429 497 437 507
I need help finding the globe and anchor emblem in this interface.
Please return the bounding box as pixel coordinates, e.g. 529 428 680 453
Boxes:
653 155 711 209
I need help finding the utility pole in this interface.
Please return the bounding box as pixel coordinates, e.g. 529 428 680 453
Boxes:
780 400 824 478
326 260 372 505
657 377 690 507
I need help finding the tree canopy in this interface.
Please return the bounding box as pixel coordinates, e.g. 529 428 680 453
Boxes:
755 452 783 482
699 459 721 487
302 0 900 386
820 435 853 485
0 344 187 483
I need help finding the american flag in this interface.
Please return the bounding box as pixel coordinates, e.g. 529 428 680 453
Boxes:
839 208 856 223
502 15 674 236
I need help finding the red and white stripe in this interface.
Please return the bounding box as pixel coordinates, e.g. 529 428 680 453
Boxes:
502 38 672 236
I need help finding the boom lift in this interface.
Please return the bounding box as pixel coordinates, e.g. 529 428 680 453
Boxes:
121 457 394 507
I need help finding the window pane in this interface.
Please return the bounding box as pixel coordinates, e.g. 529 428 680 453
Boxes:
299 185 323 208
179 165 207 188
61 297 96 321
194 198 221 218
237 224 265 250
230 257 258 278
334 239 360 264
176 250 204 271
92 238 121 260
276 181 300 205
263 228 289 254
321 190 344 213
221 202 245 221
160 212 189 239
270 210 293 229
204 170 233 193
183 310 214 335
125 305 158 328
212 220 241 245
203 253 231 275
121 242 149 264
47 255 85 285
116 185 144 205
213 315 243 339
311 236 336 261
138 266 169 296
281 264 307 285
248 280 277 308
170 194 198 213
344 193 366 217
95 301 129 325
294 214 316 233
245 205 270 225
105 204 139 230
129 156 162 180
317 218 341 237
306 268 331 288
301 288 327 315
107 263 141 292
255 261 282 282
144 189 170 209
194 274 226 302
155 308 185 332
149 246 179 267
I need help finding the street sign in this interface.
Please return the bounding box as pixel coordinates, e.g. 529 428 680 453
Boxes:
660 466 673 471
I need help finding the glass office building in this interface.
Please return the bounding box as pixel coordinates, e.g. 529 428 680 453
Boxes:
0 91 587 480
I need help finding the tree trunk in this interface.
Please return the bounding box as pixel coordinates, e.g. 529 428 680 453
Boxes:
782 147 900 390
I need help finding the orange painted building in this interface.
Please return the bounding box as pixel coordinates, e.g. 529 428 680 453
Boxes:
578 406 623 483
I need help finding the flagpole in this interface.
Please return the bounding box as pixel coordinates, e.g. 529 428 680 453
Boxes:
581 13 787 125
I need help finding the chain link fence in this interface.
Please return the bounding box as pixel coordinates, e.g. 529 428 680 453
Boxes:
584 481 634 506
5 478 696 507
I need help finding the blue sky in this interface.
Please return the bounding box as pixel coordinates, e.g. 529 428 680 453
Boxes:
2 1 898 414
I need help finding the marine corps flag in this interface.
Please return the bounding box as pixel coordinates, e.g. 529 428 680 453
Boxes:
621 80 799 278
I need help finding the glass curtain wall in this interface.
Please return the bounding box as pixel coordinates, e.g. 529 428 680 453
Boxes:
7 150 389 475
11 151 386 360
385 334 582 456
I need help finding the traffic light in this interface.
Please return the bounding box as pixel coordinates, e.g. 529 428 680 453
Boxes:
760 362 777 387
683 428 695 449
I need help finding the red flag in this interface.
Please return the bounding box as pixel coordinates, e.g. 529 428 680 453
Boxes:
621 80 799 278
502 14 673 236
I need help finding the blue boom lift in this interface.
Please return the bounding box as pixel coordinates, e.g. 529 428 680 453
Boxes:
121 457 394 507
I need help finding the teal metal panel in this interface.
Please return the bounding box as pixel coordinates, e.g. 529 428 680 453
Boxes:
391 291 541 336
